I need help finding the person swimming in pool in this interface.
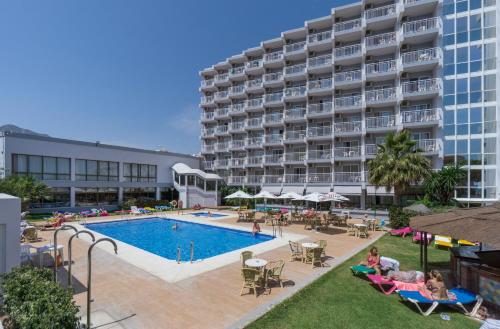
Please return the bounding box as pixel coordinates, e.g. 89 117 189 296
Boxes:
172 223 178 230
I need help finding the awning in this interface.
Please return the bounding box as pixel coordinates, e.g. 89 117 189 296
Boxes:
333 186 362 195
366 186 394 195
281 186 305 194
261 185 282 194
306 186 330 194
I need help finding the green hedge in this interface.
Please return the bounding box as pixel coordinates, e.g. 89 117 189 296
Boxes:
1 267 80 329
388 207 417 229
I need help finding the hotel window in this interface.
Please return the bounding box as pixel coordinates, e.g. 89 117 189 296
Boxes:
484 43 496 70
12 154 70 180
123 163 157 182
469 14 482 42
75 188 119 206
30 188 71 209
483 74 496 102
484 137 496 165
456 17 468 44
483 12 496 39
123 187 156 201
484 106 496 134
76 159 119 181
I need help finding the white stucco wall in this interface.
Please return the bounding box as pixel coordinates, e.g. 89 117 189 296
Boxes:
0 194 21 273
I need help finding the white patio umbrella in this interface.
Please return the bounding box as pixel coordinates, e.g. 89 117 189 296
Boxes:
277 191 303 200
320 192 350 202
252 190 277 210
224 190 253 208
302 192 325 203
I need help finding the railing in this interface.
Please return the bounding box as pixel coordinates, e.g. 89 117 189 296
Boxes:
247 156 263 165
264 72 283 82
401 108 440 123
215 159 229 167
231 140 246 148
308 54 332 68
216 126 228 134
308 173 332 183
308 30 332 43
201 112 215 121
365 87 397 103
401 78 441 94
308 150 332 160
415 139 439 152
246 78 263 89
203 161 214 170
247 175 263 184
334 18 362 33
285 107 307 120
215 142 229 150
264 113 283 124
308 102 333 115
402 47 441 65
334 172 362 183
335 44 362 58
285 63 307 75
246 118 263 127
285 41 306 53
365 144 378 156
231 103 245 113
201 96 214 104
334 121 362 133
215 91 229 99
229 176 245 184
216 73 229 81
230 122 245 131
265 175 284 184
216 108 229 117
403 0 433 4
285 152 306 161
230 66 245 76
284 85 307 98
202 145 214 152
231 158 246 166
201 79 214 87
403 17 440 35
230 85 245 95
284 130 306 141
335 70 362 83
265 92 284 103
202 128 215 136
247 137 264 147
366 115 397 129
333 146 361 158
284 174 307 184
264 134 283 144
264 51 284 62
308 78 332 90
246 59 263 69
366 60 397 75
365 32 397 48
335 95 363 109
264 154 284 163
307 126 332 138
247 97 264 108
365 4 397 20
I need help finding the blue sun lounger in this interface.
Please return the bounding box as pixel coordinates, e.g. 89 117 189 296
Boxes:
399 288 483 316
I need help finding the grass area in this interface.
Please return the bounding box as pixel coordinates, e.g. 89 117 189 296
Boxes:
246 235 479 329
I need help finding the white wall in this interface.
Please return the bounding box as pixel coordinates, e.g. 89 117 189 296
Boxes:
0 194 21 273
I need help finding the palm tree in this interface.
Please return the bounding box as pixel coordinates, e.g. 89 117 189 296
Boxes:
424 165 467 204
0 175 49 210
368 130 431 205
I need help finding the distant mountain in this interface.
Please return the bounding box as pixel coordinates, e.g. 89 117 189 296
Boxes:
0 124 49 137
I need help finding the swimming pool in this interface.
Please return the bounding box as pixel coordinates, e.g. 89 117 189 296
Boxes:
191 212 228 218
84 217 273 262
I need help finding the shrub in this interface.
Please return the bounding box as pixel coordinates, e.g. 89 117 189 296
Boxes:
388 207 417 229
1 267 80 329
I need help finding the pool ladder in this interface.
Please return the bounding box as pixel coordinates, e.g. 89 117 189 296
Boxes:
177 241 195 264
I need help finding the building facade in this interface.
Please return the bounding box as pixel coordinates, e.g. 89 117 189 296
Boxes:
0 132 220 211
198 0 499 207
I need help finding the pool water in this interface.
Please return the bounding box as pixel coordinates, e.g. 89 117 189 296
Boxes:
84 217 273 261
191 212 228 218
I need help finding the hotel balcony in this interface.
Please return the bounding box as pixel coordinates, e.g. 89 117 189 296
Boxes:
264 134 284 146
334 172 363 183
403 0 439 16
334 44 362 65
334 18 362 36
366 115 397 132
284 174 307 184
308 30 333 50
334 121 362 136
401 47 441 72
215 142 230 152
247 175 264 185
284 41 307 59
246 78 264 92
263 72 284 87
201 128 215 139
246 137 264 149
365 144 378 158
285 152 306 164
215 126 229 136
333 146 361 161
308 78 333 96
264 92 284 105
307 102 333 118
200 96 215 107
264 175 284 184
307 126 333 140
365 87 398 106
264 154 284 165
284 63 307 80
308 150 332 162
365 32 397 55
246 117 263 130
284 107 307 123
231 157 246 168
401 108 441 127
307 55 333 74
200 78 216 91
284 85 307 100
415 138 440 155
264 51 284 66
229 121 245 133
334 95 363 113
228 176 246 185
308 173 332 184
214 159 229 169
401 78 441 100
246 156 264 167
230 103 246 115
246 97 264 110
246 59 264 74
334 70 362 89
402 17 441 44
365 4 398 28
229 66 246 80
201 145 215 154
200 112 215 123
230 139 246 150
214 90 229 102
214 73 230 86
263 113 284 126
284 130 307 144
214 107 230 118
229 85 245 98
365 59 397 81
202 160 214 171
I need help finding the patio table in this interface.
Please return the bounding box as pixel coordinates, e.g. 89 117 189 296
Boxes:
354 223 367 237
302 242 319 249
245 258 268 268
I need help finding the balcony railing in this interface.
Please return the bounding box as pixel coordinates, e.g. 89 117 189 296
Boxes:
401 108 440 123
264 134 283 144
308 173 332 183
264 113 283 124
230 66 245 76
201 96 214 104
264 72 283 83
201 112 215 121
334 70 362 83
215 142 229 150
307 126 332 138
264 154 284 164
265 92 284 103
403 17 440 35
415 139 439 152
334 95 363 109
402 47 441 65
403 0 433 5
365 32 397 48
334 121 362 133
308 54 332 68
285 152 306 161
215 159 229 167
365 87 397 103
202 128 215 137
246 118 263 127
366 115 397 129
334 172 362 183
308 150 332 160
264 51 284 62
365 144 378 156
202 145 214 153
308 102 333 116
203 161 214 170
264 175 284 184
285 41 306 53
285 63 307 75
284 174 307 184
284 85 307 98
308 30 332 44
335 44 362 58
216 73 229 82
215 107 229 117
201 79 214 87
215 91 229 99
247 157 263 165
229 176 245 184
230 85 245 95
285 107 307 120
247 97 264 108
246 59 263 69
246 78 263 89
365 4 397 20
334 18 362 33
231 140 246 148
216 126 229 134
402 78 441 95
231 103 245 113
247 175 263 184
231 158 246 166
366 59 397 75
230 122 245 131
247 137 264 147
285 130 306 141
308 78 332 91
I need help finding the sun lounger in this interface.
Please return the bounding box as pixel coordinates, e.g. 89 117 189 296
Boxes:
350 265 376 276
434 235 453 249
390 227 413 238
367 274 424 295
413 231 433 244
399 288 483 316
458 239 476 246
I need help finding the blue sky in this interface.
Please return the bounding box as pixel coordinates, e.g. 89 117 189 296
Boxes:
0 0 354 154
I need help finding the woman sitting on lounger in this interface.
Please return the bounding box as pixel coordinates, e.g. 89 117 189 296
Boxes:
359 247 381 275
420 270 448 300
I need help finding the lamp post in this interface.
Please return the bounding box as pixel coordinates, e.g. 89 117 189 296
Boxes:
53 225 78 282
68 230 95 289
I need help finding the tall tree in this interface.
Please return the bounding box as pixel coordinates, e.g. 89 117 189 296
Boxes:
424 165 467 204
368 130 431 205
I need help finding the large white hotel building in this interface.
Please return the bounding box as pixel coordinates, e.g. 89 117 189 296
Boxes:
199 0 499 208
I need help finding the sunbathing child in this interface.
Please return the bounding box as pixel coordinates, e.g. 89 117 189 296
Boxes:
252 220 261 236
359 247 381 275
419 270 449 300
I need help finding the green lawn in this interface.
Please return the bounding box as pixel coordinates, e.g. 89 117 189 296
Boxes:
246 235 480 329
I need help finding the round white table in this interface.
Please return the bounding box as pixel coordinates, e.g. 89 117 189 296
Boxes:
354 223 367 228
302 242 319 249
245 258 268 268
